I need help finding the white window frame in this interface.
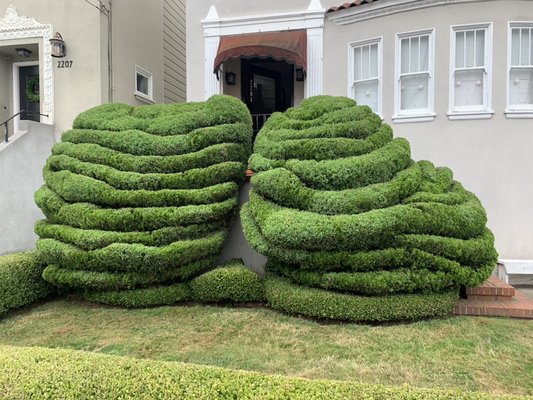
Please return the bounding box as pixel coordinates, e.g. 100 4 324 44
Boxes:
506 22 533 118
134 65 154 103
348 37 383 117
448 23 493 120
393 28 436 123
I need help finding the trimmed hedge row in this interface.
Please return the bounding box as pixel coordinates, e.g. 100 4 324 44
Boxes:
37 233 225 273
0 252 54 317
35 220 222 251
44 168 237 207
265 274 459 322
62 122 251 156
36 95 253 301
82 259 265 307
1 345 524 400
35 186 237 232
43 258 213 291
47 155 246 191
242 95 497 322
52 142 249 174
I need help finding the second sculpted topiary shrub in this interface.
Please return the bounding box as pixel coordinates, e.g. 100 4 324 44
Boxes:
35 95 253 305
241 96 497 322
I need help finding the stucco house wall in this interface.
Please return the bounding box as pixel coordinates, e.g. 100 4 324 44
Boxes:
187 0 533 267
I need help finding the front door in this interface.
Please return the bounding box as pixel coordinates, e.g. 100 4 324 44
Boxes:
241 58 294 136
18 65 40 122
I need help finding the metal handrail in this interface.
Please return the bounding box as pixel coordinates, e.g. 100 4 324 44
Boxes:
1 110 49 143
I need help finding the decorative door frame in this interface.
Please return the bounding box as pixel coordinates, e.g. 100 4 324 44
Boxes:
201 0 325 100
0 5 54 127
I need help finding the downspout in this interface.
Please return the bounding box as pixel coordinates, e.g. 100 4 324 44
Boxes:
107 0 113 102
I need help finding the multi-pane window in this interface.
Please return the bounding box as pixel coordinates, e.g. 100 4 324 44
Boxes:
395 29 434 121
508 23 533 113
449 24 492 117
350 38 381 115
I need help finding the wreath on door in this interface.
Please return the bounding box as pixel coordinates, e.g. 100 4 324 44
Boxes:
25 77 40 103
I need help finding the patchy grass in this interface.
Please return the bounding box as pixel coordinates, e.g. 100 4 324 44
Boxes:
0 298 532 396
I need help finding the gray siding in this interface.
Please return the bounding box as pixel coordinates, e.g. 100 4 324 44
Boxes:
163 0 186 103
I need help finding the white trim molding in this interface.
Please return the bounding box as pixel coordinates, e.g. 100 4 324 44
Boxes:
134 65 154 104
201 1 325 100
0 5 54 126
506 21 533 119
328 0 503 25
393 28 436 123
448 22 493 120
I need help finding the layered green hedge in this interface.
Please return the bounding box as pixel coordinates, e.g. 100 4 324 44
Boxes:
82 259 265 307
0 346 524 400
0 252 54 317
36 95 253 304
242 96 497 322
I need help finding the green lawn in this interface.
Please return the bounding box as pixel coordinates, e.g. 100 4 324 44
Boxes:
1 298 532 397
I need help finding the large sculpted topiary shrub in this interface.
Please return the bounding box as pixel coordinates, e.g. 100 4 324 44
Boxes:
35 95 252 306
242 96 497 322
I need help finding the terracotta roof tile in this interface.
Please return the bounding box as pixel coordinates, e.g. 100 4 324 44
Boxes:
327 0 378 13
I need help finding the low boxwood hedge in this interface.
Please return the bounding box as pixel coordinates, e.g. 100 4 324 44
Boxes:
265 274 459 322
1 345 523 399
0 252 54 317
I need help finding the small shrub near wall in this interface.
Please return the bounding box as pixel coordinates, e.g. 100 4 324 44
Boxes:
0 252 54 317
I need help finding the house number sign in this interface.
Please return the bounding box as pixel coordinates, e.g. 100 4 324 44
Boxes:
57 60 73 68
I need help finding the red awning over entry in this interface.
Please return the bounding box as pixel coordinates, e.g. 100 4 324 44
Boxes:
214 30 307 73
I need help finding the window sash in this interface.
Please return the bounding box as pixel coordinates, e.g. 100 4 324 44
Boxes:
450 25 491 114
395 30 434 118
350 39 381 115
508 23 533 111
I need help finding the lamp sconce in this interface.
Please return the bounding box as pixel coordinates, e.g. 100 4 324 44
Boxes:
225 71 237 86
296 68 306 82
50 32 66 58
15 48 32 58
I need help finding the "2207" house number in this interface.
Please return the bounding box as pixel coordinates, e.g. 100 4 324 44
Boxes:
57 60 73 68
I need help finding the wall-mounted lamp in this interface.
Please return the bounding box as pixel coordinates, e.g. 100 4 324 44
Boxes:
225 71 237 86
50 32 66 58
296 68 306 82
15 48 32 58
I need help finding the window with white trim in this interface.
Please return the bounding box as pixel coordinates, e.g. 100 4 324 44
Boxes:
135 65 153 102
507 22 533 116
349 38 382 116
449 23 493 119
394 29 435 122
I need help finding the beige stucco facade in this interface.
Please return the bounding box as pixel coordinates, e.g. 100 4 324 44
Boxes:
187 0 533 264
0 0 186 136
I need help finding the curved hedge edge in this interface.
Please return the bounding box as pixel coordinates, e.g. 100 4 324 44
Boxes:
43 257 215 291
190 259 265 303
0 345 524 400
82 283 192 307
0 252 55 317
265 274 458 322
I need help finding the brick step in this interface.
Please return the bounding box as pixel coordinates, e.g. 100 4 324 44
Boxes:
466 275 515 301
454 276 533 319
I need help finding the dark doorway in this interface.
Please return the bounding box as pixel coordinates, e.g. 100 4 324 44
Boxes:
18 65 40 122
241 58 294 136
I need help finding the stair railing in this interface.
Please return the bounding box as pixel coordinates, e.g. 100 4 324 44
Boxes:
1 110 49 143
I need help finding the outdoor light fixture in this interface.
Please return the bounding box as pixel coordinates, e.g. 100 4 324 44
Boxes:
296 68 306 82
15 48 32 58
49 32 66 58
225 71 236 85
